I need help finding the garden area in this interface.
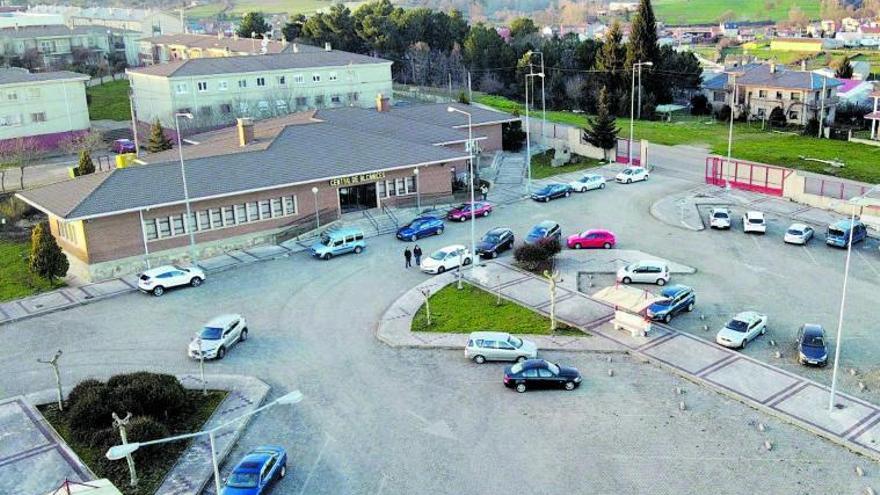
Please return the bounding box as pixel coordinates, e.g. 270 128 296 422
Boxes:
530 149 604 179
0 197 64 302
411 283 582 336
86 80 131 122
39 372 226 495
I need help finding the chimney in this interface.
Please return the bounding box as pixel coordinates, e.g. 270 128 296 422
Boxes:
292 43 299 53
770 62 777 73
801 60 807 71
375 93 390 112
324 41 331 51
233 32 239 41
237 117 254 146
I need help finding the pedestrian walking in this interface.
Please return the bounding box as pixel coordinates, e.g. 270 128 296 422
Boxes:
404 247 412 268
413 244 422 266
480 184 489 201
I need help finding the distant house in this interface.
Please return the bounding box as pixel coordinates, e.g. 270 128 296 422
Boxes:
138 32 306 65
769 37 824 52
858 25 880 39
702 63 841 126
814 61 870 81
0 12 65 29
0 25 141 69
28 5 183 38
842 17 861 32
834 78 874 105
608 2 639 13
864 88 880 139
821 20 838 34
720 22 739 38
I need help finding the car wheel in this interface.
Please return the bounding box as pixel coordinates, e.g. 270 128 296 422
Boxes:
626 178 632 184
622 277 631 284
686 302 695 312
544 197 550 203
574 243 582 250
280 465 286 478
322 253 332 260
564 191 571 197
663 313 672 324
463 257 472 266
761 326 766 335
515 383 527 393
240 328 248 341
217 346 226 359
437 266 445 274
474 355 486 364
599 183 606 189
460 216 467 222
354 246 363 254
656 278 667 286
491 251 498 259
437 228 444 235
603 242 612 249
410 234 418 242
580 187 586 192
741 338 748 349
152 286 165 297
644 175 649 181
516 356 527 363
564 381 576 391
190 277 203 287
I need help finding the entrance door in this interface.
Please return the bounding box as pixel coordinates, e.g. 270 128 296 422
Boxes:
338 183 378 213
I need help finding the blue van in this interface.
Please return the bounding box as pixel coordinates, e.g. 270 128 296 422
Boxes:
310 227 366 260
825 219 868 248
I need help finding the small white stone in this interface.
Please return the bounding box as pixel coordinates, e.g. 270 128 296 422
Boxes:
679 401 686 411
864 487 874 495
700 314 705 321
769 339 776 346
757 422 766 432
774 351 782 359
850 368 858 376
675 387 683 395
608 369 614 377
856 465 865 477
859 381 867 391
763 440 772 451
703 324 709 331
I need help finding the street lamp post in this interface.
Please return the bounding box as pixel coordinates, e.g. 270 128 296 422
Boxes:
174 112 197 263
106 390 304 495
413 168 421 213
528 51 546 141
629 62 653 166
524 72 545 193
311 187 320 229
726 72 737 170
447 106 476 266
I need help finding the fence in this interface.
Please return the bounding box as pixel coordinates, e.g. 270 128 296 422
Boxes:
704 156 792 196
615 139 641 165
804 175 876 201
272 207 340 244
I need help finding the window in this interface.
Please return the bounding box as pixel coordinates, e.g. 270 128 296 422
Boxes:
277 76 286 85
210 208 223 228
396 179 405 196
247 202 259 221
788 111 798 120
198 211 210 230
198 106 212 116
406 176 417 193
271 198 283 217
295 96 307 106
259 200 271 219
0 114 22 126
312 74 321 82
30 112 46 123
171 215 186 235
6 91 17 101
713 91 725 102
175 83 188 94
293 74 304 84
328 72 337 81
188 212 198 232
177 107 192 115
283 196 296 215
238 79 247 88
28 88 41 99
144 218 158 240
256 77 266 87
331 95 341 104
314 95 324 105
218 80 228 91
348 92 359 102
758 89 767 98
197 81 208 92
220 103 232 114
157 217 171 237
235 204 247 223
223 206 235 225
56 219 77 243
377 181 386 197
775 91 783 99
791 92 801 101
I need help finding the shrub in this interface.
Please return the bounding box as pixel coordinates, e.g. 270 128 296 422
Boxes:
502 120 526 151
66 378 106 408
127 416 171 463
107 372 188 421
29 221 69 281
514 238 560 272
768 106 786 127
0 196 34 223
715 104 731 122
457 91 470 104
67 385 114 438
689 94 711 116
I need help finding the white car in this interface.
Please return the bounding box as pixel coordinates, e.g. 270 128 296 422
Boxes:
137 264 206 296
569 173 607 192
615 167 649 184
421 244 472 274
742 211 767 234
616 260 670 286
188 314 248 360
784 223 815 245
715 311 767 349
709 207 731 229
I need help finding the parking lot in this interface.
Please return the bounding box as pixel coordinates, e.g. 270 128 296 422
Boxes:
2 164 879 493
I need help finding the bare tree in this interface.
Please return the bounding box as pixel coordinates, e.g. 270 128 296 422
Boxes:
58 131 104 158
0 137 42 191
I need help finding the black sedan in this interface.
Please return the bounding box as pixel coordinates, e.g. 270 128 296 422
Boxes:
476 227 515 258
503 359 582 393
531 183 573 202
796 324 828 366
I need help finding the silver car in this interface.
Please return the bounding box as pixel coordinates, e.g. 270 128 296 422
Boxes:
188 314 248 359
784 223 814 245
465 332 537 364
616 260 670 285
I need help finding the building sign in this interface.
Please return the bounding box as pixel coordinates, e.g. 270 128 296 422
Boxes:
329 172 386 187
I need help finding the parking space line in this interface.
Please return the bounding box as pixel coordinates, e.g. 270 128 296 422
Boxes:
856 250 880 278
801 246 819 266
298 434 331 495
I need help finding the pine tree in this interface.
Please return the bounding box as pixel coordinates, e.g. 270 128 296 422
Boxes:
835 56 854 79
625 0 660 99
147 119 173 153
29 221 69 282
595 21 626 94
76 150 95 176
582 87 619 161
236 12 270 39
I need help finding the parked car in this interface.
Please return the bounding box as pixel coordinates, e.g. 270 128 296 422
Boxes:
421 244 471 274
646 285 695 323
715 311 768 349
615 167 649 184
524 220 562 245
137 265 205 297
310 227 365 260
447 201 493 222
826 219 868 248
568 173 607 192
784 223 815 245
188 314 248 360
476 227 515 258
616 260 670 286
221 445 287 495
531 183 573 202
396 216 444 242
111 138 136 154
465 332 537 363
503 359 582 393
567 229 616 249
796 324 828 366
742 211 767 234
709 207 731 230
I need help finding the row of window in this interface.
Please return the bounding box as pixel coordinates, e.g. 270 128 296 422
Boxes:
176 93 360 118
377 177 417 198
0 112 46 127
0 87 42 102
56 219 77 244
174 71 347 95
143 196 298 241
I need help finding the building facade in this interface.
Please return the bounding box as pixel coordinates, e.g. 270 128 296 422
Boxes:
137 33 308 65
127 48 393 132
0 25 141 69
0 68 89 150
28 6 183 38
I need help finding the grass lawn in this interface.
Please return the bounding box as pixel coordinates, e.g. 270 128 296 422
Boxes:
229 0 352 15
530 150 604 180
476 94 880 184
411 283 584 336
187 3 228 18
653 0 819 25
0 240 63 302
86 79 130 122
40 390 227 495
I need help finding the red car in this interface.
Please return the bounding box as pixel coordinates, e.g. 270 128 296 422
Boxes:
447 201 493 222
566 229 616 249
111 139 136 154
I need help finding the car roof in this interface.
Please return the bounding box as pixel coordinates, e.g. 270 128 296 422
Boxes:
535 220 559 228
831 219 863 229
469 331 511 339
582 229 612 235
745 210 764 218
141 265 183 276
711 207 729 212
636 260 667 268
486 227 512 235
204 314 242 327
732 311 762 322
788 222 809 230
437 244 465 252
802 324 825 336
660 284 691 297
326 227 364 236
521 359 549 368
582 173 602 178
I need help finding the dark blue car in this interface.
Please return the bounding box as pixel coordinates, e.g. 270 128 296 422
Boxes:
524 221 561 245
796 324 828 366
396 216 444 241
476 227 515 258
221 445 287 495
531 183 573 202
646 284 695 323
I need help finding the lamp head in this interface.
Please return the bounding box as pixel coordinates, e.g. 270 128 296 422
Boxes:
311 187 318 194
643 62 654 67
106 443 141 460
175 112 194 120
446 106 455 113
276 390 304 405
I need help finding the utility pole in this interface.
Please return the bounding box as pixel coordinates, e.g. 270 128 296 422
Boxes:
128 89 139 157
726 72 737 169
37 350 63 411
112 412 138 487
196 336 207 396
818 75 827 139
467 71 472 103
448 73 452 99
637 63 643 120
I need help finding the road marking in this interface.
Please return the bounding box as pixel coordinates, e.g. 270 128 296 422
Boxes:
856 250 880 278
801 245 819 266
298 434 331 495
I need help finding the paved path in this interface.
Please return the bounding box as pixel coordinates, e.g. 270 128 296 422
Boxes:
488 152 527 204
463 261 880 463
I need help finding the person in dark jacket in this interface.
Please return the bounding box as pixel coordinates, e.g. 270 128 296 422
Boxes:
404 247 412 268
413 245 423 266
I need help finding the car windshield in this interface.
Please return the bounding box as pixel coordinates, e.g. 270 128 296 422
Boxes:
430 250 450 261
199 327 223 340
828 227 846 238
803 335 825 348
622 169 633 175
226 472 259 488
510 362 524 374
787 228 803 236
537 186 553 195
508 336 523 348
319 234 332 246
482 234 500 243
529 227 547 237
713 212 729 218
726 319 749 333
546 362 560 374
653 299 673 307
455 204 470 211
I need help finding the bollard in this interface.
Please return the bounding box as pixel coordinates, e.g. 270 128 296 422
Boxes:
679 401 686 411
757 422 766 432
764 440 772 451
608 369 614 377
700 314 705 321
606 356 612 363
703 324 709 331
859 381 867 391
856 466 865 477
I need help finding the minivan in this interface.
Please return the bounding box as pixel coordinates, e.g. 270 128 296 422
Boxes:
825 219 867 248
310 227 366 260
465 332 537 364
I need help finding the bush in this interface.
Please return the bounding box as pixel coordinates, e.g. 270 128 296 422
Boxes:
127 416 170 463
0 196 34 224
768 106 786 128
67 385 114 438
66 378 106 408
107 372 187 421
513 238 560 272
689 94 711 116
502 120 526 151
803 117 820 136
715 104 731 122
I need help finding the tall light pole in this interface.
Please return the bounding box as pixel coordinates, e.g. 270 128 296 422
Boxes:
412 168 421 213
726 72 737 170
174 112 196 263
828 186 880 411
311 186 320 229
128 89 139 157
528 51 546 140
107 390 304 495
524 72 545 193
448 106 476 266
629 61 652 166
